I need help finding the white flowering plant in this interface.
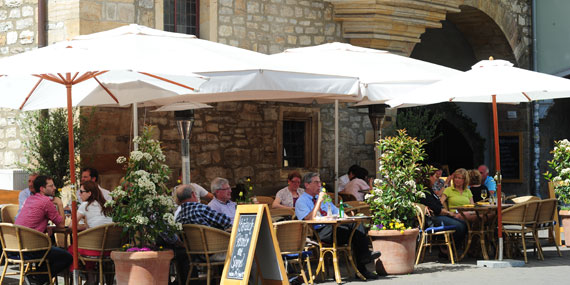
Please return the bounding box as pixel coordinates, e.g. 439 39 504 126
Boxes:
366 129 429 232
545 139 570 209
107 126 181 249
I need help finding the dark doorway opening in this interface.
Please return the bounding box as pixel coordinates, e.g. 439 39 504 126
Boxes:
426 119 474 175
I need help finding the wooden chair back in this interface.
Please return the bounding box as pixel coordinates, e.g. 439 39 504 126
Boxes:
339 193 357 202
0 190 21 205
77 223 124 252
269 208 296 220
255 195 274 205
273 220 308 254
511 195 540 204
1 204 18 223
181 224 230 255
414 203 427 230
502 200 540 225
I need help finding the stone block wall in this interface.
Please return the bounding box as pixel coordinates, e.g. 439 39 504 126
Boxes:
216 0 343 53
0 0 37 56
0 110 24 167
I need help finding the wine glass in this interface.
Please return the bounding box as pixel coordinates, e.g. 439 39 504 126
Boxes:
481 189 488 201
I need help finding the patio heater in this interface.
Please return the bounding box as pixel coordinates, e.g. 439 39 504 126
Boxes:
368 104 392 179
175 110 194 184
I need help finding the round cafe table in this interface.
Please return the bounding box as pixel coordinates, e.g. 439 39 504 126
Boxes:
454 204 513 261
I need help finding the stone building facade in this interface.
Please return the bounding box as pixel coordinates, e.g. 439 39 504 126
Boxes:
0 0 546 196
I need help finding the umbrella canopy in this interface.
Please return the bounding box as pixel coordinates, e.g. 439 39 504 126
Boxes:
386 58 570 261
270 42 461 104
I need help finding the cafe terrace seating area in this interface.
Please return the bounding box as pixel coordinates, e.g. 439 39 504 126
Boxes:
0 189 567 285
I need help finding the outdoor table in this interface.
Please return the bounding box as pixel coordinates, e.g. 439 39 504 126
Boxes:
454 204 513 261
305 216 370 284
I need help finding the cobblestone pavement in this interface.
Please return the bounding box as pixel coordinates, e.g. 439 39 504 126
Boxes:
2 243 569 284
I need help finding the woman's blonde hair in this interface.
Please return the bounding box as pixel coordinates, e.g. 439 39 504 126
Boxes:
453 168 470 190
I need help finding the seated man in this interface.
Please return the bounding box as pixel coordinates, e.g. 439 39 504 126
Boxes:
15 175 73 285
295 172 380 280
17 173 38 215
173 184 232 283
207 177 237 223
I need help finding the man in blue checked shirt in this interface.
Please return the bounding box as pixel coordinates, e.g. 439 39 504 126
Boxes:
295 172 381 280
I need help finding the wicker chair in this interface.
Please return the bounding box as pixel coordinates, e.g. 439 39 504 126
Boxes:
255 195 275 205
1 204 18 224
533 198 562 258
76 223 123 285
0 223 52 285
274 221 313 284
414 204 458 264
270 208 296 221
180 224 230 285
502 200 541 263
338 193 357 203
511 196 541 204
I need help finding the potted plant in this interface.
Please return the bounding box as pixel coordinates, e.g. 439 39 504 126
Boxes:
107 126 182 284
545 139 570 247
366 129 429 275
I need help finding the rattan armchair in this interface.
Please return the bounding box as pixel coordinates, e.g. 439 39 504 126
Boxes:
180 224 230 285
414 204 458 264
76 223 124 285
255 195 275 205
0 223 52 285
1 204 18 224
502 200 541 263
511 195 540 204
274 221 313 284
270 208 296 221
533 198 562 258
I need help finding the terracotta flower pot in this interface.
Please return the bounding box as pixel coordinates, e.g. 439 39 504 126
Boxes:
111 250 174 285
560 210 570 247
368 228 419 275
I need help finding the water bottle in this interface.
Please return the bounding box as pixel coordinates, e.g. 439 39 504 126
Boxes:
339 199 345 218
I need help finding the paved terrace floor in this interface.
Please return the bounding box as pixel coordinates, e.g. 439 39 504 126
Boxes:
2 243 569 284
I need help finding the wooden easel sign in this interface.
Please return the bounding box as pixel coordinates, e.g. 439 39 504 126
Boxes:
221 204 288 284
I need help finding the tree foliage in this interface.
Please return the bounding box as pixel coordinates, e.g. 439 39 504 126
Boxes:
392 107 444 144
18 108 96 188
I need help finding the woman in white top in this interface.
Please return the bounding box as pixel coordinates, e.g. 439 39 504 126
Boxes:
272 171 304 209
77 180 113 230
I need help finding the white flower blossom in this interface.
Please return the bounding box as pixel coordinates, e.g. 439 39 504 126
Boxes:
143 153 152 160
130 151 144 161
134 215 149 225
116 156 126 164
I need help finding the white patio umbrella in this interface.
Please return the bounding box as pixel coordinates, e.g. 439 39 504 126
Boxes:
269 42 461 200
386 58 570 261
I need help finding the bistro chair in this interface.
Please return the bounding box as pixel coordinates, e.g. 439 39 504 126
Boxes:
77 223 124 285
1 204 18 224
414 204 458 265
255 195 275 205
0 223 53 285
274 221 313 284
502 200 541 263
180 224 230 285
339 193 357 203
533 198 562 258
270 208 296 222
511 196 540 204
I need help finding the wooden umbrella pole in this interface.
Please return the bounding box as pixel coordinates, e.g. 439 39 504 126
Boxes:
492 95 504 260
65 74 80 274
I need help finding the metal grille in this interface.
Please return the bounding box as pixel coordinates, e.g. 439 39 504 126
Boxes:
283 121 305 168
164 0 198 36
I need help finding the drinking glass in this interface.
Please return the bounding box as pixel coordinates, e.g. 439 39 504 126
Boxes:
481 189 488 201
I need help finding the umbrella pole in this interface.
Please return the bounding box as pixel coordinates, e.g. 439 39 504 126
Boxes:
492 95 504 260
133 103 138 150
334 99 339 204
65 78 80 284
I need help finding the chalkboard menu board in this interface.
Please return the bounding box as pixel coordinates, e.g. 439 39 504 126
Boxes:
222 204 287 284
499 132 523 183
227 214 256 279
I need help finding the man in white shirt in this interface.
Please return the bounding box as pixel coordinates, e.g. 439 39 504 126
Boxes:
17 173 38 215
78 167 112 202
207 177 237 223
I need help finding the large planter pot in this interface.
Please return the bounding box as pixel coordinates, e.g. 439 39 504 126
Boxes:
111 250 174 285
368 228 419 275
560 210 570 247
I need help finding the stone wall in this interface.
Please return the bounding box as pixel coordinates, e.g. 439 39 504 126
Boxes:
0 0 36 56
216 0 343 53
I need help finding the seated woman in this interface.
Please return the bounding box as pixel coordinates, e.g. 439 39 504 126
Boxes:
441 168 476 221
340 166 370 201
272 171 304 209
468 169 488 203
69 181 113 284
430 163 446 197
